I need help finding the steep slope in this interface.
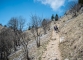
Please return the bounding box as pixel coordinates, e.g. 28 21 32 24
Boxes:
59 13 83 60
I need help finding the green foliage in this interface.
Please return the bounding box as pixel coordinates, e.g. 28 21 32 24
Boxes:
79 0 83 4
55 14 58 21
51 14 54 21
28 26 31 30
42 19 48 34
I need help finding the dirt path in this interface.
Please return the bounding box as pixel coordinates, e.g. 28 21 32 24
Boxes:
41 29 62 60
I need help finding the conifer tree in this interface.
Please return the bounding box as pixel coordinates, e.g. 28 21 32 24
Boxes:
55 14 58 21
79 0 83 4
51 14 54 21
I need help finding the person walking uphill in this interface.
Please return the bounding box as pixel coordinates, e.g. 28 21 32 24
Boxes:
54 25 59 33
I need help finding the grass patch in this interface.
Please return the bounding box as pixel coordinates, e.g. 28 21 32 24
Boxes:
37 39 50 60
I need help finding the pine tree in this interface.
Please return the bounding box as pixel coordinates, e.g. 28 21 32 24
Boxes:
55 14 58 21
79 0 83 4
28 26 31 30
51 14 54 21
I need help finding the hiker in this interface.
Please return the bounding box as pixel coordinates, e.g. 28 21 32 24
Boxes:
54 25 59 33
54 26 56 31
54 25 58 31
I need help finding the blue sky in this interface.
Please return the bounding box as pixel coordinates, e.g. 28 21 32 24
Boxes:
0 0 78 26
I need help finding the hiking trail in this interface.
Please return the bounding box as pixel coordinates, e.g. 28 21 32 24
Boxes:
41 28 62 60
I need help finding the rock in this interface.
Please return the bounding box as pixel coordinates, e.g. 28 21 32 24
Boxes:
42 56 46 58
64 58 69 60
54 58 58 60
60 37 65 43
52 43 54 45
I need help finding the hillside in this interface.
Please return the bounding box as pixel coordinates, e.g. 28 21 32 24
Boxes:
40 8 83 60
6 11 83 60
59 12 83 60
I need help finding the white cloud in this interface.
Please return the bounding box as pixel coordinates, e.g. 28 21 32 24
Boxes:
35 0 65 11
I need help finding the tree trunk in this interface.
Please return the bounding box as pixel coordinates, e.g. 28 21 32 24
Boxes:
26 50 30 60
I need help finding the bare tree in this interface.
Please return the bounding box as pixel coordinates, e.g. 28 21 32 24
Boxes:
0 28 14 60
8 17 26 51
8 17 18 31
42 19 51 34
8 17 18 51
0 17 26 60
20 33 30 60
68 2 81 17
42 19 48 34
8 17 26 32
18 16 26 32
31 14 42 47
47 20 51 31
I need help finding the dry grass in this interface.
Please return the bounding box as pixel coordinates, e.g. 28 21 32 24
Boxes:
37 40 50 60
59 13 83 60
